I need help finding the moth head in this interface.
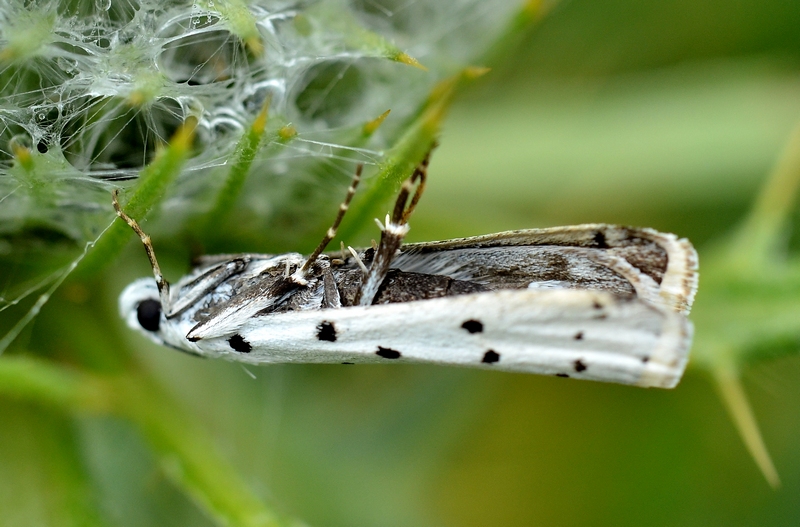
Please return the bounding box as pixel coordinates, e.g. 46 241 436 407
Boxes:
119 278 165 340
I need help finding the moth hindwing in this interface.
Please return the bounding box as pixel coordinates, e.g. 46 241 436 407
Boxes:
117 155 698 389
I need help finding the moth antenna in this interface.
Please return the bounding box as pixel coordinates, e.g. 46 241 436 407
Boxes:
112 190 171 310
297 164 362 278
340 241 347 261
371 239 378 251
401 145 432 223
354 147 434 306
389 144 433 225
284 259 291 277
391 181 410 225
348 246 369 274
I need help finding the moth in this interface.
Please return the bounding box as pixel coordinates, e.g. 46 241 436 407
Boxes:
118 152 698 388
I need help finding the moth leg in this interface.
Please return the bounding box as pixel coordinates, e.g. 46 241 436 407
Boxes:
347 246 369 274
321 268 342 308
294 164 363 282
354 148 431 306
112 190 171 310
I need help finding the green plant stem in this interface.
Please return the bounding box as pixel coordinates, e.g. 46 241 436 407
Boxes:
688 116 800 487
722 120 800 269
74 119 197 278
711 360 780 488
338 68 486 241
0 356 291 527
0 356 112 413
114 372 287 527
478 0 557 68
336 0 553 241
204 100 270 232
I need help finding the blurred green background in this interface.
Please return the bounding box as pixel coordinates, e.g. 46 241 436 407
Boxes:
3 0 800 526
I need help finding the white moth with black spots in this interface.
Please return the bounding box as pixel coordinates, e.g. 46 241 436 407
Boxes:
117 151 698 388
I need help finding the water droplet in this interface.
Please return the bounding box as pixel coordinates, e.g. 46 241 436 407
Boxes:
184 97 205 119
9 134 32 151
95 0 111 11
56 57 78 73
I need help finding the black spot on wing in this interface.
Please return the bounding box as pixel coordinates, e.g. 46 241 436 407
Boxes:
317 321 337 342
461 319 483 333
555 373 570 378
482 350 500 364
593 230 607 248
573 359 587 372
641 356 650 363
573 331 584 340
592 301 603 310
228 334 251 353
376 346 401 359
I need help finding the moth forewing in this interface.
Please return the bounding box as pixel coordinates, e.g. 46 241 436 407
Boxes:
159 288 691 388
183 253 308 341
167 257 251 317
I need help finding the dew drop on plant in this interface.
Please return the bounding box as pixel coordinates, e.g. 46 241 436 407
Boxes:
9 134 32 151
56 57 78 74
184 97 205 118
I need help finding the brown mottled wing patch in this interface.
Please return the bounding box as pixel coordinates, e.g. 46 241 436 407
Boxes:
372 270 488 304
391 245 639 299
393 224 697 314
